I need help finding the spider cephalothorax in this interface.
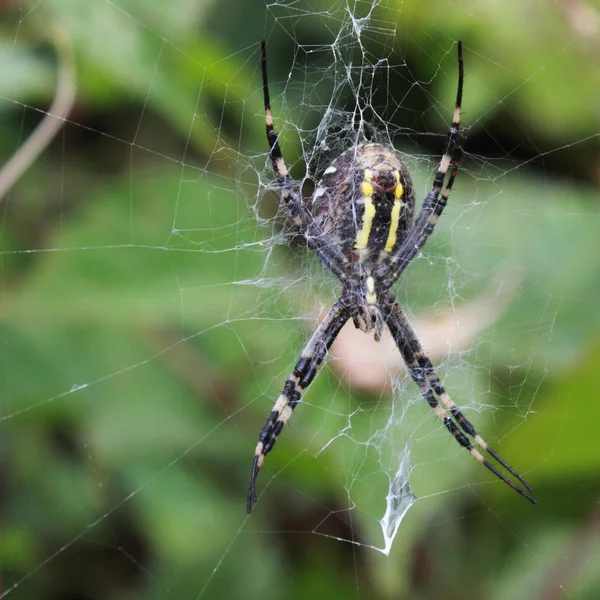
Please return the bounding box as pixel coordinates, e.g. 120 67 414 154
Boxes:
247 40 537 513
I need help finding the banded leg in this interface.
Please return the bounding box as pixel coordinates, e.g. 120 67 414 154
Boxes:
247 297 351 513
379 41 464 288
261 40 350 282
394 308 535 494
385 300 537 504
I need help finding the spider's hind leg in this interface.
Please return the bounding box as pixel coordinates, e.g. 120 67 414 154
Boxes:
417 354 534 494
385 299 537 505
247 297 350 513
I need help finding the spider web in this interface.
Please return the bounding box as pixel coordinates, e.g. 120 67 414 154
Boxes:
1 0 599 598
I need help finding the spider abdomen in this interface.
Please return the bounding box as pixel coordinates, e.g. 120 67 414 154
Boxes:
312 143 415 266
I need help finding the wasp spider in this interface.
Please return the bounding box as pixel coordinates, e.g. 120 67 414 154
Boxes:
248 40 537 512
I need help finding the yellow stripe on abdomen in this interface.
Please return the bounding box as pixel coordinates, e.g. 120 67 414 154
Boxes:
384 172 404 252
354 173 376 251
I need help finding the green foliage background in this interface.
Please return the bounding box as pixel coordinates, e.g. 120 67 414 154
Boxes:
0 1 599 599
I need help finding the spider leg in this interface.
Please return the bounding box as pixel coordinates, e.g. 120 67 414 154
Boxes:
418 356 535 493
261 40 350 282
393 307 534 493
384 297 537 505
247 296 351 513
378 41 463 288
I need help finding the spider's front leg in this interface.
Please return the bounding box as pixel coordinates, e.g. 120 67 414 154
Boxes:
378 41 464 289
261 40 350 281
247 297 350 513
384 295 537 504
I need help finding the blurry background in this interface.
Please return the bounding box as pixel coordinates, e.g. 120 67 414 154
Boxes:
0 0 599 599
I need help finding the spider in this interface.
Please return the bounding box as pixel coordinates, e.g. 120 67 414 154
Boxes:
247 40 537 513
